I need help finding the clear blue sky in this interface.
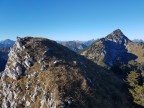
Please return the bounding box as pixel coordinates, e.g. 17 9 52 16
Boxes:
0 0 144 41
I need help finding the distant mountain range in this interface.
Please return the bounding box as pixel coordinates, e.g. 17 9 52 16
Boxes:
57 39 95 52
132 39 144 43
0 39 15 48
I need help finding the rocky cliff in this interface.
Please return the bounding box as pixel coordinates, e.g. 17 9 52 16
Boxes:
0 37 132 108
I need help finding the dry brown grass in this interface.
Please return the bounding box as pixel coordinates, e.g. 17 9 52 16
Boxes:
128 42 144 63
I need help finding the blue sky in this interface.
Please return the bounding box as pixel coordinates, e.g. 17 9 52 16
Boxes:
0 0 144 41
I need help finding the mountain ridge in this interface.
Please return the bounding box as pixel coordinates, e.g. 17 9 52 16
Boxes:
81 29 144 67
0 37 132 108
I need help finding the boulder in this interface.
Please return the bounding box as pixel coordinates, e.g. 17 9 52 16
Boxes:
16 65 23 76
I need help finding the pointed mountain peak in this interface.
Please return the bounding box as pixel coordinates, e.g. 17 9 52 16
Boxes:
106 29 130 43
112 29 124 35
110 29 124 37
111 29 128 37
113 29 122 32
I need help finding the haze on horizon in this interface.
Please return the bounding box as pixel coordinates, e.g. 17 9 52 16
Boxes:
0 0 144 41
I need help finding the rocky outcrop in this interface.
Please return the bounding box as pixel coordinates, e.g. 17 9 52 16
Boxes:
0 37 133 108
1 37 33 80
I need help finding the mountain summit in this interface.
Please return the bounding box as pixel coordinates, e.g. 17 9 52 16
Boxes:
108 29 125 37
105 29 130 44
81 29 144 67
0 37 132 108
